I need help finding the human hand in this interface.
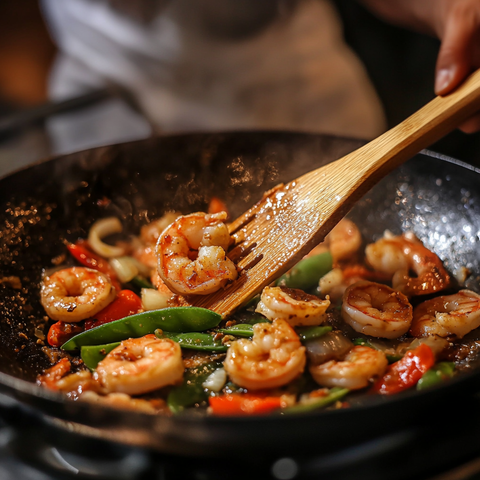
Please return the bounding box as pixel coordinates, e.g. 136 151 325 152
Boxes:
433 0 480 132
362 0 480 132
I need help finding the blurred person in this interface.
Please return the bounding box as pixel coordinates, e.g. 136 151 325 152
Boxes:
40 0 480 153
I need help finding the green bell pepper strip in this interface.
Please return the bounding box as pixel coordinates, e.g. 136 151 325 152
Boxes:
81 342 121 370
296 326 332 342
168 362 223 414
61 307 222 351
281 387 349 414
416 362 455 391
155 330 228 352
353 338 402 363
276 252 333 290
130 275 155 289
385 354 405 363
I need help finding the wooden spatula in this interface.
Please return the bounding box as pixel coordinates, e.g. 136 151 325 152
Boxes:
182 69 480 318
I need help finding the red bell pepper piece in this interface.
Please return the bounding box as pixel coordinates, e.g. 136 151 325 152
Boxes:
66 241 121 291
209 393 284 416
85 289 143 330
372 343 435 395
47 321 84 347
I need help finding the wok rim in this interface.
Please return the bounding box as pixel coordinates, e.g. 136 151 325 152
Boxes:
1 131 480 454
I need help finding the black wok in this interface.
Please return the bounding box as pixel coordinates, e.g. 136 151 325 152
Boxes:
0 131 479 458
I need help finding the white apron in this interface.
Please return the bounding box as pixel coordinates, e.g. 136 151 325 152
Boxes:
41 0 386 153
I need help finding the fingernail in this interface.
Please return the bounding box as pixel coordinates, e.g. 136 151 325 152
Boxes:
435 68 453 94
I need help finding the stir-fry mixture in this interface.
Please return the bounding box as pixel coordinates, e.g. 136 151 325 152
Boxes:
36 202 480 416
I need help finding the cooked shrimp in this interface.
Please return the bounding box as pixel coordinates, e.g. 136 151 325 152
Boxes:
365 232 450 296
319 265 390 302
94 334 184 395
342 280 413 339
37 359 99 399
318 268 346 302
55 370 99 399
309 346 388 390
224 319 306 390
410 289 480 339
326 218 362 263
307 218 361 263
150 269 176 301
156 211 237 295
36 357 72 389
40 267 116 322
134 212 180 268
255 286 330 327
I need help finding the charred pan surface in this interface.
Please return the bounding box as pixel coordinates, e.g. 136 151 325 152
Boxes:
1 131 479 384
0 133 361 381
1 132 480 456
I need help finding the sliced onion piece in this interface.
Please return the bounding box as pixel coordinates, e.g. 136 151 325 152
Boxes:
398 336 449 357
202 368 227 392
305 331 353 366
110 256 151 283
141 288 172 311
88 217 126 258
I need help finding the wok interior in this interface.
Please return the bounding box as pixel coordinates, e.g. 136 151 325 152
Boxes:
0 131 479 386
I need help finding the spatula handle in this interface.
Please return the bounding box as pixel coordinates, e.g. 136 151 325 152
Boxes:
296 68 480 230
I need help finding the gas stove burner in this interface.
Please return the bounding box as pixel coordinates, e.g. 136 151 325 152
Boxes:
0 420 148 479
2 397 480 480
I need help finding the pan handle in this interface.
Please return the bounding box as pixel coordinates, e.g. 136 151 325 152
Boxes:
0 89 112 141
0 84 159 142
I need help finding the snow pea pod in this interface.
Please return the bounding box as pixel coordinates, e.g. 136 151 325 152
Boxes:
416 362 455 391
296 326 332 342
155 330 228 352
81 342 120 370
168 362 222 414
218 324 332 342
217 316 271 337
276 252 333 290
282 387 349 414
62 307 222 351
218 324 255 337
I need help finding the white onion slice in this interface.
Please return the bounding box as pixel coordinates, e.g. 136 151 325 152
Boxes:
305 331 353 366
88 217 126 258
202 368 227 392
402 336 449 357
110 256 151 283
141 288 172 311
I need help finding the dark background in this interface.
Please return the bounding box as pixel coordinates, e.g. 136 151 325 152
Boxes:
336 0 480 166
0 0 479 168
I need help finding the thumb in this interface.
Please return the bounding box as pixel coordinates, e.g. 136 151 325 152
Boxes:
435 8 475 95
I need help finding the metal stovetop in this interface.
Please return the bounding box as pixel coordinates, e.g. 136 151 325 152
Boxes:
2 392 480 480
